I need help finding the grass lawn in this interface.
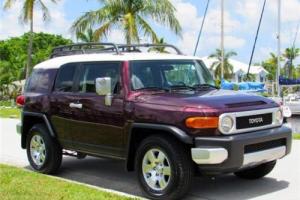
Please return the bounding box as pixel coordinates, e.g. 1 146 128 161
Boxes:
293 134 300 140
0 164 137 200
0 107 21 118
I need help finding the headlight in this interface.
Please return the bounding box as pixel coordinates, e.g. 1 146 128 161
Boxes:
275 109 283 124
220 116 234 133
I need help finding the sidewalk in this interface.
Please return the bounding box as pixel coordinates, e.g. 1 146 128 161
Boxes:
1 118 300 200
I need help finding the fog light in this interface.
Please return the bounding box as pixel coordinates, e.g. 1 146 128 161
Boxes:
220 116 234 133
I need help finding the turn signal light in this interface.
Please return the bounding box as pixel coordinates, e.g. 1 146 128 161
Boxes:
185 117 219 129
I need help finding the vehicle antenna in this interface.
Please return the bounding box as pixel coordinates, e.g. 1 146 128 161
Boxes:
193 0 210 56
246 0 267 80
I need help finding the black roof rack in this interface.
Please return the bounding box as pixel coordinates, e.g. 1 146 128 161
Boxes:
50 43 183 58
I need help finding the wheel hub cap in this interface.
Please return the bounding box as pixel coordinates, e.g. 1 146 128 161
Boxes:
142 148 171 191
30 135 46 166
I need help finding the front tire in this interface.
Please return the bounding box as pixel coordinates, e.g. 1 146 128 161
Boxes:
135 135 193 200
26 124 62 174
234 160 276 180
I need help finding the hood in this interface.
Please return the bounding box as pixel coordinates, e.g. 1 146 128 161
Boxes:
134 89 278 111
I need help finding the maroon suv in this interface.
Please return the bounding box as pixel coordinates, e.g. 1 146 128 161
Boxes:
17 43 292 200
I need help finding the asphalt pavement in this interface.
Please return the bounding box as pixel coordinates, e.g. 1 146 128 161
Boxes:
1 118 300 200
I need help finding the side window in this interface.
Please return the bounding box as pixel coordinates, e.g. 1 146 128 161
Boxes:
79 62 121 94
25 69 54 93
54 64 76 92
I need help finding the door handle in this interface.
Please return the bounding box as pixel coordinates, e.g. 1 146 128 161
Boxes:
69 102 82 109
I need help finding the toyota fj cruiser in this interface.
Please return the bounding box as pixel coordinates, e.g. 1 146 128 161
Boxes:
17 43 292 200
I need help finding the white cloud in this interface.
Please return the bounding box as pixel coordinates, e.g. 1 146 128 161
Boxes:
105 29 125 43
224 35 246 48
172 0 244 55
205 9 241 34
256 46 274 62
173 1 202 31
176 31 197 54
268 0 300 22
0 0 71 40
236 0 261 23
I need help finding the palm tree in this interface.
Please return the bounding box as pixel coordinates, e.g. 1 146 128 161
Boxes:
209 49 237 80
148 38 169 53
282 47 300 79
76 28 98 43
71 0 181 44
262 52 284 81
3 0 60 79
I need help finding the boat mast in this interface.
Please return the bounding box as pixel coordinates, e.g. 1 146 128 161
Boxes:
277 0 281 97
221 0 224 80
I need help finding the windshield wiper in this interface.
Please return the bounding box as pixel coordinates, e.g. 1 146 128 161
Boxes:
192 83 218 90
169 85 195 91
134 86 169 91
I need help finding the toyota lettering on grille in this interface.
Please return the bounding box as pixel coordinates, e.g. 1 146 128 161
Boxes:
249 117 264 124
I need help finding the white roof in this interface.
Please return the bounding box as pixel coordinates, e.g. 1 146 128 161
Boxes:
34 53 200 69
201 56 268 75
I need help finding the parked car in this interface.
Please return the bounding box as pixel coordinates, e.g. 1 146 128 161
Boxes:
284 94 300 115
268 96 292 118
16 43 292 200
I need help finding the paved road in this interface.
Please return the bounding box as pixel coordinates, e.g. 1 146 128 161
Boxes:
287 116 300 134
1 119 300 200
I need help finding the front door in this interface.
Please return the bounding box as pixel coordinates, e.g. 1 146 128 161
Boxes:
69 62 125 158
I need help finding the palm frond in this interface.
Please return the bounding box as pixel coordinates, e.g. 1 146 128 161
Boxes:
3 0 17 9
142 0 182 36
37 0 51 21
71 6 113 35
20 0 34 23
136 15 158 43
93 20 116 41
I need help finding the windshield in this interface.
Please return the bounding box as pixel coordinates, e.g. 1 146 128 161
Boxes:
130 60 215 91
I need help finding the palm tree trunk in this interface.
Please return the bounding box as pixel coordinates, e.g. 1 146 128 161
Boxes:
26 17 33 79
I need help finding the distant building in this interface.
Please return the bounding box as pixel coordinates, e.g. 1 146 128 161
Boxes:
201 57 269 83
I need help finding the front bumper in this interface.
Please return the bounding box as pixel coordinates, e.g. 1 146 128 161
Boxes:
191 125 292 175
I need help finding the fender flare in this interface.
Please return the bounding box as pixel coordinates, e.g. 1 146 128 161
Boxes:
21 111 56 148
130 123 193 144
125 123 193 171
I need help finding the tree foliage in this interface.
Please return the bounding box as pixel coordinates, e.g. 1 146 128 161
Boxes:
261 53 282 81
282 47 300 79
208 49 237 80
71 0 181 44
0 32 71 99
76 28 99 43
4 0 61 79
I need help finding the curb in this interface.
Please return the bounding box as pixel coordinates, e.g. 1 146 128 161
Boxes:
47 174 147 200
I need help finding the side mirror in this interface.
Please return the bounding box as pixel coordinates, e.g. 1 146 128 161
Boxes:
95 77 112 106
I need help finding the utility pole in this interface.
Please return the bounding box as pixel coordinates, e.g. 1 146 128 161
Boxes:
221 0 225 80
277 0 281 97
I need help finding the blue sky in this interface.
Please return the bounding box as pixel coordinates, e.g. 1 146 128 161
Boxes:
1 0 300 65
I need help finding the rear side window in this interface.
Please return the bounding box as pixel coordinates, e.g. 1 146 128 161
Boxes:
54 64 76 92
78 62 121 94
25 69 54 93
